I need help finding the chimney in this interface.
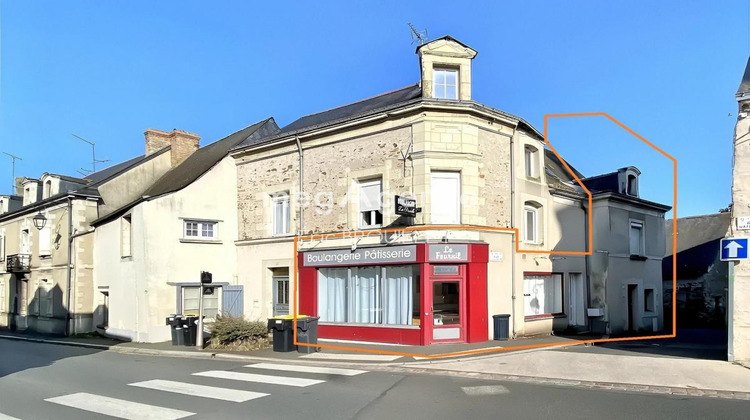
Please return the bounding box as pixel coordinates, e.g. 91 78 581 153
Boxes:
144 128 200 167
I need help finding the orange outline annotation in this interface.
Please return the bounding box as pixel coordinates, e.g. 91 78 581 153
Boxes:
289 112 677 359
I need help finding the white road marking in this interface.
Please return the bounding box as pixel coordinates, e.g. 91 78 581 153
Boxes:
129 379 268 402
193 370 324 387
300 353 401 361
44 392 194 420
245 363 367 376
0 413 21 420
461 385 511 396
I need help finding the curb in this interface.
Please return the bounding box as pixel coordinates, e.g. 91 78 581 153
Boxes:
3 333 748 401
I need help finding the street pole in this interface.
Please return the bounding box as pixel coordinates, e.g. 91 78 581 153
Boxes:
196 283 204 349
728 261 735 362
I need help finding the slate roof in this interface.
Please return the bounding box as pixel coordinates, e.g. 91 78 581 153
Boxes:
665 213 731 256
90 118 277 226
145 118 278 199
84 149 170 186
738 56 750 97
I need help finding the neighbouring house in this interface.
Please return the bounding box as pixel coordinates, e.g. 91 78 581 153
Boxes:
226 36 670 345
728 56 750 363
662 213 730 330
0 128 200 336
90 119 279 342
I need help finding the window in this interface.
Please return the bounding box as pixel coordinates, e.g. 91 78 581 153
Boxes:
20 228 30 255
524 204 539 244
39 282 53 317
629 220 644 256
183 220 218 240
523 274 563 317
271 193 290 235
44 180 52 198
121 215 132 257
182 286 221 321
38 224 51 257
433 68 458 99
317 265 420 326
431 172 461 224
644 288 655 312
0 235 5 261
524 145 539 178
0 280 5 312
627 174 638 196
358 179 383 228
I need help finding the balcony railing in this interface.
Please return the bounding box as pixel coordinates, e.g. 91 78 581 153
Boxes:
6 254 31 273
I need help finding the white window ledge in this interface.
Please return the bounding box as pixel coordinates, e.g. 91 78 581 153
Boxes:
180 238 223 245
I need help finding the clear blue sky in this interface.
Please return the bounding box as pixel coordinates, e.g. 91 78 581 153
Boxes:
1 1 747 218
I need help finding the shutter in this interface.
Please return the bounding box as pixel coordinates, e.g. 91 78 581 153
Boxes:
222 285 244 317
39 227 51 256
359 180 381 212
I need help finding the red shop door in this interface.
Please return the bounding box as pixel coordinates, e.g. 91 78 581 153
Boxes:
426 266 466 343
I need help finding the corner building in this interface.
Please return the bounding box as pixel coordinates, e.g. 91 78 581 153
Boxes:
232 36 668 345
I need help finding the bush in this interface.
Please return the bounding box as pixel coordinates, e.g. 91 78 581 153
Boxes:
208 316 269 350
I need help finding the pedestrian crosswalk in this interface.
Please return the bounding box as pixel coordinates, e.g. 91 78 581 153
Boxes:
42 361 369 419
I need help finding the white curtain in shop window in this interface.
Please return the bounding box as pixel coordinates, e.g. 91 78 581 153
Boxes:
318 268 347 322
383 266 412 325
349 267 380 324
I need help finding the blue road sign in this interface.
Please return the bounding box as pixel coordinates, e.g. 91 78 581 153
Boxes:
721 238 748 261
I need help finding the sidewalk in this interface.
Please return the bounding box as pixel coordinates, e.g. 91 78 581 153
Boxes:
2 329 748 399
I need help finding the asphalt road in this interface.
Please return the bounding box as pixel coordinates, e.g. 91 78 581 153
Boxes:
0 340 748 420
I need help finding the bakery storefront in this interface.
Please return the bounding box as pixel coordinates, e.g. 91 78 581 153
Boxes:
298 243 489 345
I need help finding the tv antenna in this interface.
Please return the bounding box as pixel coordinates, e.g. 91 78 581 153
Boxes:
408 23 428 45
2 152 22 194
72 134 110 174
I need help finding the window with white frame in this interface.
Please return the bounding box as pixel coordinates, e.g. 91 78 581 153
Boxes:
431 171 461 224
433 68 458 99
524 145 539 178
182 286 221 321
629 220 644 256
524 203 540 244
627 174 638 196
358 179 383 228
523 274 563 317
0 235 5 261
271 193 290 236
183 220 218 240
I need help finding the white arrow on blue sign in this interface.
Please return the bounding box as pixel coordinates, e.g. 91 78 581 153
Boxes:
721 238 749 261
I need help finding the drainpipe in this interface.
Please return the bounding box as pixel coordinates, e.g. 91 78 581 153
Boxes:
509 132 517 338
295 136 304 236
65 196 73 336
581 200 592 331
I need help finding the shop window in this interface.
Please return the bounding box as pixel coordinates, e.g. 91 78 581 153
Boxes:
121 214 132 258
182 286 221 321
629 220 644 256
317 265 420 326
433 68 458 99
524 145 539 178
183 220 218 240
644 288 655 312
358 179 383 229
271 193 291 235
431 171 461 224
523 273 563 318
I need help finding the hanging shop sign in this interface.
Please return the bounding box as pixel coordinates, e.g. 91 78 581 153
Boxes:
395 195 420 217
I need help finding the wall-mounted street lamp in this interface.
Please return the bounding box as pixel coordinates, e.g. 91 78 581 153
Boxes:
32 211 47 230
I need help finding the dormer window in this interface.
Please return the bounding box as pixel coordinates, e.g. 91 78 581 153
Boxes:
433 68 458 99
627 174 638 196
44 180 52 198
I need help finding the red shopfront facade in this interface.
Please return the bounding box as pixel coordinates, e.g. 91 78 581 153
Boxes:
298 243 488 345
